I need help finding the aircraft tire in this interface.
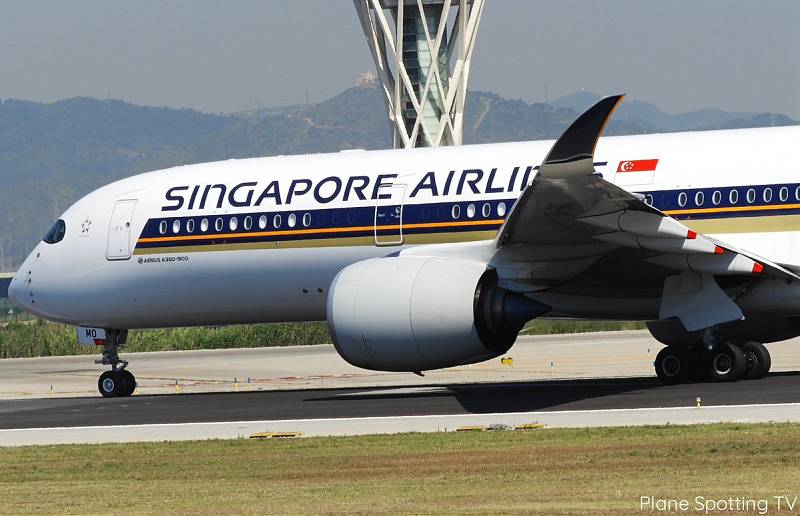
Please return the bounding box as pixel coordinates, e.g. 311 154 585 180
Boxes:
708 343 747 382
98 371 124 398
742 341 771 380
654 346 693 385
120 370 137 396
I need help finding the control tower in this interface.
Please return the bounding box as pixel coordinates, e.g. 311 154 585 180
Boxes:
353 0 485 148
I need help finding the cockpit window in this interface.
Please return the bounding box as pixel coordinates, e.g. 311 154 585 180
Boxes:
43 219 66 244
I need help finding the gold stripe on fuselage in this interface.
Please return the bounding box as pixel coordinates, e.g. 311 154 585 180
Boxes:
132 229 500 255
137 219 505 245
664 203 800 217
682 214 800 234
133 209 800 256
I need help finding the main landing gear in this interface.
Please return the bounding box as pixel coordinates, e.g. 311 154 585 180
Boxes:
654 340 771 385
96 330 136 397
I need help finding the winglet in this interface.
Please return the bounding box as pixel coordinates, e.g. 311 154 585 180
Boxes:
538 94 625 179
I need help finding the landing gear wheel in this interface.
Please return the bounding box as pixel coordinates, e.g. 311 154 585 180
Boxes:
655 346 693 385
98 371 124 398
120 370 137 396
95 330 134 397
742 341 771 380
708 343 747 382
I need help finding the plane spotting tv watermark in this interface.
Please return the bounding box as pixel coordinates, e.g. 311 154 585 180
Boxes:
639 495 798 514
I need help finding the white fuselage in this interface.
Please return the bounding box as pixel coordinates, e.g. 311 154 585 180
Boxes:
10 126 800 328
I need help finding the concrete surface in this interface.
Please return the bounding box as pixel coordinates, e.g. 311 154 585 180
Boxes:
2 403 799 447
3 330 800 446
2 330 800 399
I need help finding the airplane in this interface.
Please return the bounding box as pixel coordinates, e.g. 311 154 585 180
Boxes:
9 95 800 397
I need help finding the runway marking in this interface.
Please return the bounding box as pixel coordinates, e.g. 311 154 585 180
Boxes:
3 402 800 434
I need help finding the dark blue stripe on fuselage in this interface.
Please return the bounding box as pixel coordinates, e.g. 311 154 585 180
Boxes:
137 181 800 250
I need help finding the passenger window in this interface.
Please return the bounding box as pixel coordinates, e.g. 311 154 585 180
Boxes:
158 220 167 235
451 205 461 219
678 192 687 207
482 203 491 217
303 213 312 227
229 217 238 231
780 187 789 202
644 194 654 206
497 202 507 217
288 214 297 228
729 190 739 204
746 189 756 203
466 204 476 218
273 214 282 228
795 186 800 201
244 216 253 230
215 218 224 231
43 219 67 244
712 191 721 205
201 218 209 232
172 220 181 234
694 192 704 206
258 215 268 230
186 219 195 233
763 188 773 203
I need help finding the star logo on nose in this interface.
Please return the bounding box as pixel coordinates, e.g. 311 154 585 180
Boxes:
81 218 92 233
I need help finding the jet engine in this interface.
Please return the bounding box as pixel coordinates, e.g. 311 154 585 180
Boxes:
326 256 550 372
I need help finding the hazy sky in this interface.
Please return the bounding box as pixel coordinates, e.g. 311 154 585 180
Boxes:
1 1 799 116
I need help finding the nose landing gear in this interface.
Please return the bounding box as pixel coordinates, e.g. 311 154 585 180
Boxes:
97 330 136 398
99 369 136 397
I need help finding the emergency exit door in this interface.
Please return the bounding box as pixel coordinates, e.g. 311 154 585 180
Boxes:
374 184 405 246
106 200 138 260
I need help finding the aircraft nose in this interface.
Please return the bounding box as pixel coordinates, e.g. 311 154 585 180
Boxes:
7 275 21 307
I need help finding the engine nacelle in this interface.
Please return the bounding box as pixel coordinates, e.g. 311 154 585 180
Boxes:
326 256 549 372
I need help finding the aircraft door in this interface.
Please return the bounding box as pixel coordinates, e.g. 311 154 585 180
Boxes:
106 199 138 260
374 184 406 246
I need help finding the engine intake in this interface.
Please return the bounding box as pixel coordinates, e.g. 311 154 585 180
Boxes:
326 256 549 372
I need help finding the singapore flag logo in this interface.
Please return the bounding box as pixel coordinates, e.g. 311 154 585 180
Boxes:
617 159 659 173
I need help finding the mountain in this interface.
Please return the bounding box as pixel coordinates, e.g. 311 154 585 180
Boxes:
552 92 794 132
0 88 796 270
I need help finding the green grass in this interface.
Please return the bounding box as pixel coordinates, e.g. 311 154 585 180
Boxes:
0 320 331 359
0 299 33 324
522 319 645 335
1 423 798 514
0 316 646 359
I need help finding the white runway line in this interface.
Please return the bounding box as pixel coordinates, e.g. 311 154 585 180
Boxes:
2 402 799 447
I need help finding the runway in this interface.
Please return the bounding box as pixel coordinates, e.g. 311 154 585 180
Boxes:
3 330 800 399
0 373 800 446
2 331 800 445
3 372 800 429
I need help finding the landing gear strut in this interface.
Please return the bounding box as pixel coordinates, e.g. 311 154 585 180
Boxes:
97 330 136 398
654 340 771 385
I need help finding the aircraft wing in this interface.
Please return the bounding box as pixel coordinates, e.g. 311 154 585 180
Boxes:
491 95 798 331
